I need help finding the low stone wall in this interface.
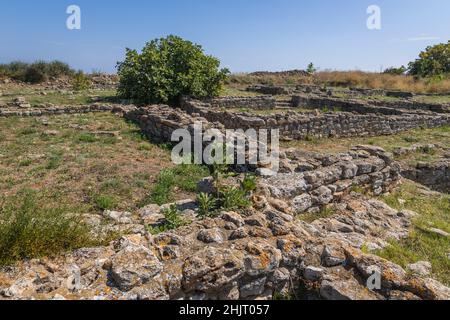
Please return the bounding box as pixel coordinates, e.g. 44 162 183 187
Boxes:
202 96 276 110
402 160 450 193
0 104 119 117
181 98 450 140
123 105 217 144
246 85 290 95
291 95 450 114
291 95 407 115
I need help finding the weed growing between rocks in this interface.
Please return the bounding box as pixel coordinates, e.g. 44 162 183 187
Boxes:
148 205 187 235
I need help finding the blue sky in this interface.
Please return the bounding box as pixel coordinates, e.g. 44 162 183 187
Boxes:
0 0 449 73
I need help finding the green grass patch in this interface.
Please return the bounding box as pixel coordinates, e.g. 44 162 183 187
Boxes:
298 206 336 223
94 194 118 211
377 181 450 285
0 190 99 266
146 164 210 206
77 133 97 143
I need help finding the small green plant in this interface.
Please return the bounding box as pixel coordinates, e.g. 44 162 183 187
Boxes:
197 192 218 219
221 187 251 211
77 133 97 143
306 62 317 75
211 160 230 197
72 71 91 91
149 205 187 234
241 174 257 194
18 159 33 167
94 194 118 210
146 164 209 206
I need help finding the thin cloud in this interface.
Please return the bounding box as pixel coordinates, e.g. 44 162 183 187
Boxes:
406 36 440 42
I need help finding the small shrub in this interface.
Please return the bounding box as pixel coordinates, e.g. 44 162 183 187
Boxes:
241 174 257 194
46 154 62 170
0 190 95 266
306 62 317 75
72 71 91 91
18 159 33 167
24 67 47 84
149 205 186 234
94 194 118 210
0 60 74 83
221 187 251 211
383 66 407 75
197 192 218 219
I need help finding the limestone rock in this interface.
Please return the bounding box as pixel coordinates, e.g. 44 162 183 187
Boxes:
407 261 432 277
110 244 163 291
197 228 225 244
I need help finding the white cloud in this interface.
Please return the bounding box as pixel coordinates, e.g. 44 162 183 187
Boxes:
406 35 440 42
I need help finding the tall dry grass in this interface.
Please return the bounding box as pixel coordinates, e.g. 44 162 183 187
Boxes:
227 71 450 94
315 71 450 94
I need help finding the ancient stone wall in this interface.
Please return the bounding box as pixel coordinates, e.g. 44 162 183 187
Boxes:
0 104 119 117
123 105 217 144
402 160 450 193
246 85 290 95
202 96 276 110
291 95 450 114
180 98 450 140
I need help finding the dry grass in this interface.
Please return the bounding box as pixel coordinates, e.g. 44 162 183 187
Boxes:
315 71 450 94
227 71 450 94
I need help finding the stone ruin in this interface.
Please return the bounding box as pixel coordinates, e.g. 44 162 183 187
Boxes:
0 90 449 300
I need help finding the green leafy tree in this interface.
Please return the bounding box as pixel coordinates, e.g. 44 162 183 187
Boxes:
117 35 230 104
408 41 450 77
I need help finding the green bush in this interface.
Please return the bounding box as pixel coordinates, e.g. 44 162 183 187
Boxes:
0 190 95 266
408 41 450 78
117 35 230 104
24 66 47 83
72 71 92 91
0 60 75 83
